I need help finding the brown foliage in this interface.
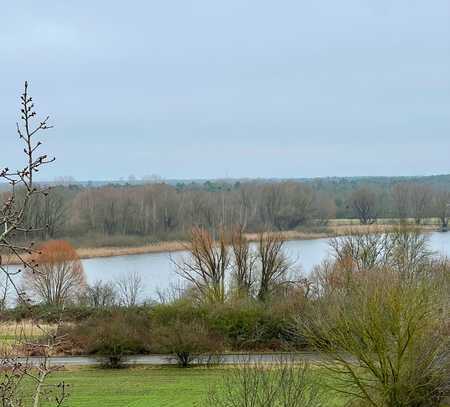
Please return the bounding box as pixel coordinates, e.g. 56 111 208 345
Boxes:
23 240 86 306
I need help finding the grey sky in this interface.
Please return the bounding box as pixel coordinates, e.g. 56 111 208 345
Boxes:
1 0 449 180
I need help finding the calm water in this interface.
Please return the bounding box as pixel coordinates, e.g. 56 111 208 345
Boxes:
81 232 450 301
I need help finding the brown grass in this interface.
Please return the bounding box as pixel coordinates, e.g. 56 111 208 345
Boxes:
0 320 58 353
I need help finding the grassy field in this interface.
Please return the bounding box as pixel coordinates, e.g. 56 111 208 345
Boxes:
34 366 343 407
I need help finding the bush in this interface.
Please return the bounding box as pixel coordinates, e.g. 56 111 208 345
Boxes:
3 304 97 323
206 302 293 350
302 271 450 407
152 319 223 367
150 300 301 351
204 360 323 407
61 310 152 367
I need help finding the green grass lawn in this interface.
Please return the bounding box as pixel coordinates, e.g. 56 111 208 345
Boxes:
42 366 220 407
36 366 343 407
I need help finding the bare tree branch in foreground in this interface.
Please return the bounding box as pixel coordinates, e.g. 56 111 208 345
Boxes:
0 82 69 406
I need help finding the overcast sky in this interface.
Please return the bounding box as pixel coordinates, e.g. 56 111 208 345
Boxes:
1 0 449 180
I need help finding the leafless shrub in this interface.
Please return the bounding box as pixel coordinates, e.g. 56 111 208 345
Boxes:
204 359 323 407
115 271 144 307
155 281 191 304
83 280 118 308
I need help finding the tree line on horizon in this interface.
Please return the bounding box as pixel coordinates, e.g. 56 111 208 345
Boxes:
2 176 450 243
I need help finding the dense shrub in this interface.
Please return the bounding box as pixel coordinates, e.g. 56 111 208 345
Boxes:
150 300 303 351
3 304 98 323
205 303 292 350
152 319 223 367
150 300 208 324
61 310 152 367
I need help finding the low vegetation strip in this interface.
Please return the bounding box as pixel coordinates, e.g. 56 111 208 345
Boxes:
28 366 344 407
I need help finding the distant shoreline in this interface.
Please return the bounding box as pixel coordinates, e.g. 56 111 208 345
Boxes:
76 224 437 261
3 222 437 265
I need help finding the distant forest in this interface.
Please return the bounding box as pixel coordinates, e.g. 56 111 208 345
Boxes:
3 175 450 244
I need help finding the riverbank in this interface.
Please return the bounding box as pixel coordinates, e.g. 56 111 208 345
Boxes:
70 223 438 261
3 221 438 265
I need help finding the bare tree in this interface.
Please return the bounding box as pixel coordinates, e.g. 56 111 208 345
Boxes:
329 231 392 273
328 227 432 278
432 189 450 231
24 187 69 239
256 232 291 301
174 227 230 303
115 271 144 307
22 240 86 306
259 183 315 230
410 183 431 225
314 190 336 225
391 182 411 221
83 280 117 308
350 187 378 225
230 226 256 297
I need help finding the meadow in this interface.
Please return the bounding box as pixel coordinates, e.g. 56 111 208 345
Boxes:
37 366 343 407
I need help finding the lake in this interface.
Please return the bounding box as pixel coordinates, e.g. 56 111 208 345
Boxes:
81 231 450 301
